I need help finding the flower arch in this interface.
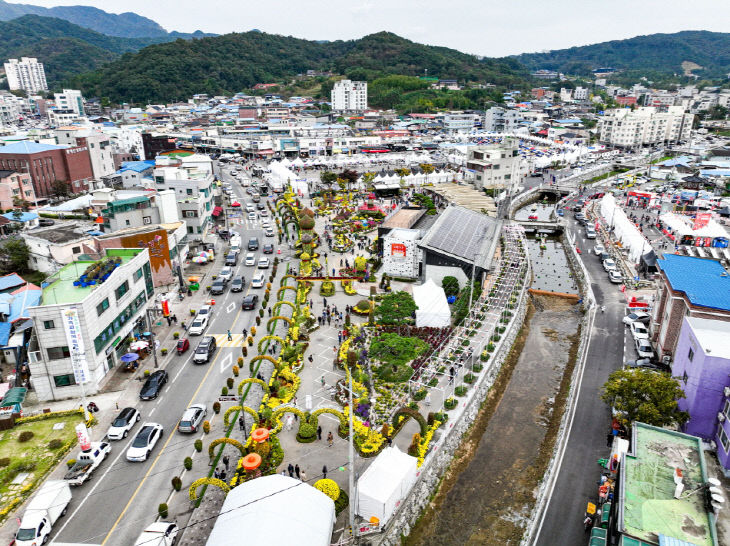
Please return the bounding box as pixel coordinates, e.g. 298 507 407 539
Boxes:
309 407 348 429
249 354 281 372
273 300 296 313
207 437 246 460
236 378 267 396
279 275 296 287
277 285 297 298
257 335 286 353
189 477 230 501
392 407 428 436
223 405 259 427
270 406 307 434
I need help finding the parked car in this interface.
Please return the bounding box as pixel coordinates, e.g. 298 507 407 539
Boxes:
625 359 669 372
622 311 651 325
225 252 238 266
126 423 163 462
599 252 611 262
231 276 245 292
265 227 275 237
248 237 259 250
177 404 206 433
602 259 617 272
193 336 217 364
197 304 213 320
262 243 274 254
218 267 233 282
245 252 256 266
608 270 623 283
139 370 168 400
245 204 255 213
593 244 605 255
15 481 71 546
242 294 259 310
38 218 55 227
258 257 270 269
188 315 209 335
210 279 227 295
585 228 596 239
134 522 178 546
630 322 650 340
107 407 141 440
251 271 265 288
635 339 655 359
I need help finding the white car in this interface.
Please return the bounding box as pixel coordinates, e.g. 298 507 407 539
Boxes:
265 227 275 237
593 244 605 255
188 315 209 335
635 339 655 359
218 267 233 282
630 322 650 340
126 423 163 462
134 522 178 546
248 212 256 221
197 304 213 320
245 252 256 266
106 407 141 440
585 228 596 239
178 404 207 433
251 271 266 288
622 311 651 326
602 259 617 272
258 257 270 269
245 204 255 213
608 269 623 283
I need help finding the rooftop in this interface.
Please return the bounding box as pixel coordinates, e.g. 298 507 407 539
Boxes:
620 423 717 546
381 208 426 230
2 211 38 223
25 223 90 244
39 248 144 306
657 254 730 311
0 141 68 154
685 317 730 360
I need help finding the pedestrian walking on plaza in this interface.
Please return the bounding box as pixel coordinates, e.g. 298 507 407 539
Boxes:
327 316 331 326
239 416 244 431
166 316 172 326
449 366 455 384
327 432 334 447
322 465 328 479
308 354 314 364
295 464 301 479
268 307 272 317
220 469 227 481
223 455 230 471
338 331 342 344
317 425 322 440
227 330 232 341
172 314 177 324
301 470 307 482
214 467 221 479
323 297 328 307
242 327 247 337
287 463 294 477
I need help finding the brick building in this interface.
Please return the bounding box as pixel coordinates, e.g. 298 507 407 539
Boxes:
652 254 730 361
0 141 93 199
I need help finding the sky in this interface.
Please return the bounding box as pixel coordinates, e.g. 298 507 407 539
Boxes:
10 0 726 57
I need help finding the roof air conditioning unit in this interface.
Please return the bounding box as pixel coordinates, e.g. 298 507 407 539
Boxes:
718 412 726 422
725 386 730 398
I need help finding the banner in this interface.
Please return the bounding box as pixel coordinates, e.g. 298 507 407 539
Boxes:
391 243 407 258
161 299 170 317
75 423 91 452
693 212 711 230
62 308 90 385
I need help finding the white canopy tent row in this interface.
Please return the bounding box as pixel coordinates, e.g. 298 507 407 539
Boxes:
413 279 451 328
658 212 729 240
599 194 652 263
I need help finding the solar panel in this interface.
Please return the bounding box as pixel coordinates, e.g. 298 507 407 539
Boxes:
425 208 495 261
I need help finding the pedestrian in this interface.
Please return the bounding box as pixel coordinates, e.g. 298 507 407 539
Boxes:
327 431 334 447
239 416 244 431
227 329 232 341
338 331 342 343
268 307 272 317
322 465 328 479
295 464 301 479
449 366 455 383
181 321 187 331
220 469 227 481
317 425 322 440
327 316 331 326
242 327 247 337
214 467 221 479
323 297 328 307
223 455 230 471
166 316 172 326
172 314 178 324
287 463 294 477
301 470 307 482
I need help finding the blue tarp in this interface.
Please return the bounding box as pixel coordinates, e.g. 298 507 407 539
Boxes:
0 273 25 292
2 211 38 223
0 323 11 346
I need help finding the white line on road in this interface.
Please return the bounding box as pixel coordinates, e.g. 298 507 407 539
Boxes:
172 364 186 384
226 302 235 314
149 407 156 415
220 353 232 373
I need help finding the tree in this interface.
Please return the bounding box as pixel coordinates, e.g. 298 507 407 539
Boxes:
320 171 337 185
601 368 689 428
12 196 30 212
419 163 435 175
375 291 418 325
442 276 460 298
361 172 376 191
51 180 71 197
0 238 30 274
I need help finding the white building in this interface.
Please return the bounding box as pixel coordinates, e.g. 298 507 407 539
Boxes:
27 248 154 401
54 89 84 117
443 113 477 135
331 80 367 112
573 87 589 101
465 138 522 191
48 110 81 127
598 106 694 147
0 91 25 125
484 107 525 133
4 57 48 93
24 223 94 274
383 229 421 279
55 127 115 179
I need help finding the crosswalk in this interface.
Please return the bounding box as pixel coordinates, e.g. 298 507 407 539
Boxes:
211 333 247 347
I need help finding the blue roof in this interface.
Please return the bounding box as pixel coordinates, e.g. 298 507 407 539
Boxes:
120 160 154 173
657 254 730 311
554 119 582 124
2 211 38 223
700 169 730 177
0 273 25 292
658 156 692 167
0 141 67 154
0 323 11 346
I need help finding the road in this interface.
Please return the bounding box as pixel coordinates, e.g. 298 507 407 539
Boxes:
53 164 281 545
534 182 643 546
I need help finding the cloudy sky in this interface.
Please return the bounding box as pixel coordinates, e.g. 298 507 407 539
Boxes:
13 0 725 57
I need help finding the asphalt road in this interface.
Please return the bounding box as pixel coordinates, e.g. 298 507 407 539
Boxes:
53 165 280 545
534 183 640 545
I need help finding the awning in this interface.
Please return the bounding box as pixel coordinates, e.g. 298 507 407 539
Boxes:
212 206 223 217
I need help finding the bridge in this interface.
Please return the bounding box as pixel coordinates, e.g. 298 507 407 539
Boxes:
515 219 565 234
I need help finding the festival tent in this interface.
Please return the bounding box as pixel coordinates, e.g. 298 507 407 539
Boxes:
356 447 418 526
413 279 451 328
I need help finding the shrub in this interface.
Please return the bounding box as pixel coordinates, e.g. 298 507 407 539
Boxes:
296 422 317 443
408 432 421 457
481 351 490 362
161 348 168 355
255 316 261 326
455 386 468 397
247 336 254 346
226 377 234 389
464 373 476 384
66 458 77 468
232 365 239 377
171 476 182 491
189 309 196 316
334 489 349 514
144 369 151 377
251 326 257 336
242 346 248 356
18 431 34 443
473 363 484 373
184 457 193 471
48 438 63 450
158 503 168 519
259 309 265 318
173 331 180 339
428 378 438 387
314 479 341 501
444 398 457 410
487 342 495 353
213 402 221 414
203 420 210 434
412 389 427 401
0 457 9 467
221 386 229 396
194 439 203 452
442 275 460 297
408 401 419 411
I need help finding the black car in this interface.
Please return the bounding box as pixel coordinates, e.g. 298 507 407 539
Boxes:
231 276 245 292
625 359 670 373
210 279 227 295
193 336 217 364
262 243 274 254
139 370 168 400
248 237 259 251
225 252 238 266
242 294 259 310
38 219 56 227
256 202 265 210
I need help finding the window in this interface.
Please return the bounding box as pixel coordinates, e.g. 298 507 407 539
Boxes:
683 371 688 384
53 373 76 387
97 298 109 316
718 424 730 454
688 348 694 362
134 268 143 281
186 188 193 195
42 320 55 330
125 220 131 226
184 211 196 218
143 216 151 225
47 346 71 360
72 246 81 254
724 399 730 420
115 281 129 301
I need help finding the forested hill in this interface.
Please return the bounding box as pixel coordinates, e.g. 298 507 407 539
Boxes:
513 31 730 78
71 31 531 104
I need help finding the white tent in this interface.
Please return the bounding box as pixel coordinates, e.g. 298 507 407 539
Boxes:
206 474 335 546
413 279 451 327
356 446 418 526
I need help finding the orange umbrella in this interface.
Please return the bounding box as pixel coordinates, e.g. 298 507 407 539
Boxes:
242 453 262 471
251 428 269 443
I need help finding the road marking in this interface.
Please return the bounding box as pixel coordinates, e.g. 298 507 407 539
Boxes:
226 302 235 314
101 348 226 545
220 353 232 373
172 364 186 384
148 406 156 415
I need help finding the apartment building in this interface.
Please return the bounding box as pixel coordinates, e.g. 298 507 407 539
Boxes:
331 80 368 112
597 106 694 147
465 138 521 190
443 113 477 134
4 57 48 93
483 107 525 133
0 169 35 209
55 127 116 179
53 89 84 117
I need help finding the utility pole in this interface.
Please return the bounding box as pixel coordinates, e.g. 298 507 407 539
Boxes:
146 308 160 369
347 369 356 541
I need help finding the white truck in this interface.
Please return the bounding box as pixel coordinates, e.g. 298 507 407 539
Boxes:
63 442 111 486
15 480 72 546
134 521 179 546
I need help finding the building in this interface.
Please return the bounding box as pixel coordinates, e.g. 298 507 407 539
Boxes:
653 255 730 361
24 223 94 273
0 92 25 125
0 141 94 199
382 229 422 279
141 132 177 160
100 191 179 233
598 106 694 147
573 86 589 101
55 128 115 179
103 160 155 188
331 80 367 112
0 169 35 210
483 107 525 133
27 248 154 401
443 113 476 135
608 422 719 546
53 90 84 117
4 57 48 93
465 138 522 191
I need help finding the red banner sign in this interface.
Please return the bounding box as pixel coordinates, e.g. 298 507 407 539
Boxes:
693 213 711 230
391 243 407 257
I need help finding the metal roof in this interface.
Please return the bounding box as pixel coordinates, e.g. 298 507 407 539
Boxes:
657 254 730 311
0 141 67 154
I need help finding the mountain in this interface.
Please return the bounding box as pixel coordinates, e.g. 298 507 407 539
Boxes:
513 31 730 78
0 0 213 39
0 15 172 83
71 31 530 104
